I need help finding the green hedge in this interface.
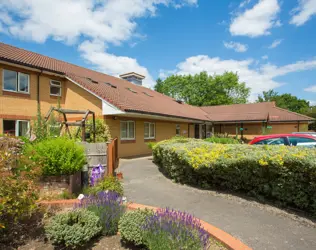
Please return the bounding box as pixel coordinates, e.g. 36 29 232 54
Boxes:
204 136 241 144
24 137 86 176
153 139 316 214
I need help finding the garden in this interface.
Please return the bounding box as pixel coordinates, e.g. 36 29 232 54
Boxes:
0 122 228 249
152 137 316 216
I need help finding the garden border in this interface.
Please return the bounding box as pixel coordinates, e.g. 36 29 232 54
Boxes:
39 199 252 250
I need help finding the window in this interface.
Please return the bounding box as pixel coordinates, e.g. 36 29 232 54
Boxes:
144 122 155 139
288 137 316 148
254 137 286 145
3 120 29 137
50 80 62 96
120 121 135 140
3 69 29 93
176 124 181 136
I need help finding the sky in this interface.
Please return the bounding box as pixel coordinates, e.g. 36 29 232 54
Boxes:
0 0 316 104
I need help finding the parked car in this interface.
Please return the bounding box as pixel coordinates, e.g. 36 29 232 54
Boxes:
249 134 316 148
292 132 316 137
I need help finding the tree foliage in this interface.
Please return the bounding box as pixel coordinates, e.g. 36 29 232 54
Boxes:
154 72 250 106
257 89 311 114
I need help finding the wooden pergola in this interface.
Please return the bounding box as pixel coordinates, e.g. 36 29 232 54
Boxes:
45 107 96 142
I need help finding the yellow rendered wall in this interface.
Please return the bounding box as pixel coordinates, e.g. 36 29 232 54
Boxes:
0 63 102 134
105 115 191 158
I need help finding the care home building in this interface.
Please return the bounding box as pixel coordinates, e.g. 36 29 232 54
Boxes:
0 43 313 157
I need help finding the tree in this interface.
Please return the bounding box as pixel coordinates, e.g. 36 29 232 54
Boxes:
154 72 250 106
257 90 310 114
306 106 316 131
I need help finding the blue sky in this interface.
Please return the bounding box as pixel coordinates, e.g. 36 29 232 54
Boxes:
0 0 316 104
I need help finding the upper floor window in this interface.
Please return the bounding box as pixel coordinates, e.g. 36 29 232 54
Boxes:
3 69 29 93
120 121 135 140
50 80 62 96
144 122 155 139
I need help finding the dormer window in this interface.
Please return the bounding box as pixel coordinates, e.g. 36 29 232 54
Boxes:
120 72 145 86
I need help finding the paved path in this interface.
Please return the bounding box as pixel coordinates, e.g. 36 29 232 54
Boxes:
120 157 316 250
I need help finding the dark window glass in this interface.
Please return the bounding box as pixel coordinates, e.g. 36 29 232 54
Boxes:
255 137 286 145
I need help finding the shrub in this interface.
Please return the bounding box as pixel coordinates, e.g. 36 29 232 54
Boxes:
153 139 316 215
0 137 40 232
86 118 111 143
45 209 102 247
119 208 154 246
205 136 241 144
143 208 210 250
24 137 86 176
77 191 125 235
84 176 124 196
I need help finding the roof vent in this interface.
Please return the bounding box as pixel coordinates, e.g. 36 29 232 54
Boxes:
175 99 184 104
126 87 137 94
120 72 145 86
143 92 153 97
104 82 117 88
86 77 98 84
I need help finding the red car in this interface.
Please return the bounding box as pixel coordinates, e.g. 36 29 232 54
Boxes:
249 134 316 148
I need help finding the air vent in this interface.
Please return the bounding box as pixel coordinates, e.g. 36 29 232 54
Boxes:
86 77 98 84
127 87 137 93
175 99 183 104
105 82 117 88
143 92 153 97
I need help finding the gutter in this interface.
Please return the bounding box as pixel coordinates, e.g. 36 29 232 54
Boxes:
124 109 209 123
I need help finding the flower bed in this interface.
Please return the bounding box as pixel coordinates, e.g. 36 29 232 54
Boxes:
35 194 240 250
153 138 316 215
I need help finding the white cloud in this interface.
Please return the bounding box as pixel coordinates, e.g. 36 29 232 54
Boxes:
262 55 269 60
0 0 197 88
230 0 281 37
290 0 316 26
268 39 283 49
223 41 248 52
160 55 316 101
308 100 316 106
304 85 316 93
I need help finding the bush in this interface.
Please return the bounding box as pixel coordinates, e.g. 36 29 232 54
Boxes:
119 208 154 246
205 136 241 144
143 208 210 250
45 209 102 247
153 139 316 215
0 137 40 231
83 176 124 196
24 137 86 176
77 191 125 235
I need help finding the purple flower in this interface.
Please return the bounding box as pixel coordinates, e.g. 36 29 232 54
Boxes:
90 164 105 186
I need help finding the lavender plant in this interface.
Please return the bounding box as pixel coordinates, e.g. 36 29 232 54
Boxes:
143 208 210 250
76 191 125 236
90 164 105 186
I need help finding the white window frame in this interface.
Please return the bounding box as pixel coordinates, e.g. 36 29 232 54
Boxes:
120 121 135 140
18 72 30 93
3 120 30 137
176 124 181 136
2 69 30 94
50 80 62 96
144 122 155 139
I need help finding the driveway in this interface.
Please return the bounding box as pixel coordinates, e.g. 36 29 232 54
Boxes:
120 157 316 250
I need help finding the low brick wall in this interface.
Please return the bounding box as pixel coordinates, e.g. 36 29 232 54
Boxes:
39 171 81 196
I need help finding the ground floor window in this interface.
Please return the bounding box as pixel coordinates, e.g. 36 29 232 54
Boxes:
144 122 155 139
3 120 29 137
120 121 135 140
176 124 181 136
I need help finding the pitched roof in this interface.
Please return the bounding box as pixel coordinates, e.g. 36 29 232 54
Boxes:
200 102 313 122
0 42 210 122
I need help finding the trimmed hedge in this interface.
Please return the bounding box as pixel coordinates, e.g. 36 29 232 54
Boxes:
153 139 316 214
204 136 241 144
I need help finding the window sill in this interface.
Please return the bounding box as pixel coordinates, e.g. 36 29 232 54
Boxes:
2 90 31 98
50 95 62 99
121 140 136 144
144 138 156 142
